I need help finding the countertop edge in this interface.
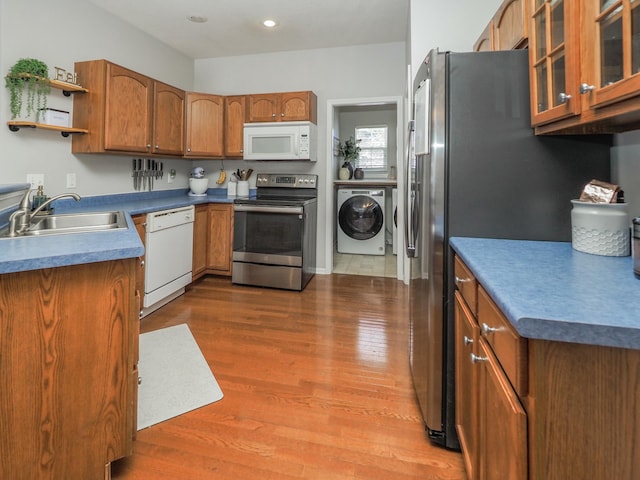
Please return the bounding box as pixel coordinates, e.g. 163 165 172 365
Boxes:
450 236 640 350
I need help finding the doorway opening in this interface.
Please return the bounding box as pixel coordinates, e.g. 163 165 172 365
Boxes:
325 97 405 280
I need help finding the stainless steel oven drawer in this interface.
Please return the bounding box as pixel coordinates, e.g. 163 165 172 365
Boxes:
232 262 302 291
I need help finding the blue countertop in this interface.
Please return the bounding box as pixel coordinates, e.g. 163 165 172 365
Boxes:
450 237 640 350
0 188 238 275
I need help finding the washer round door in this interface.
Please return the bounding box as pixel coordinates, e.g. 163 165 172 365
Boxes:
339 195 384 240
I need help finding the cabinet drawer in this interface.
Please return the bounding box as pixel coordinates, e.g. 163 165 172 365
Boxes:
454 256 477 314
477 286 528 396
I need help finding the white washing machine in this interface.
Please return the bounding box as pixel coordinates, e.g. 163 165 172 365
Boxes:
337 188 386 255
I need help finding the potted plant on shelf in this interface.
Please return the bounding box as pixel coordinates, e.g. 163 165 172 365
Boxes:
5 58 51 121
337 136 361 180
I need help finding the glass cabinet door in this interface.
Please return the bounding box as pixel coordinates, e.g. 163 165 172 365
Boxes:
584 0 640 108
529 0 582 126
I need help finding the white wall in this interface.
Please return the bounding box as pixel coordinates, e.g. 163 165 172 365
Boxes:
0 0 195 196
408 0 503 78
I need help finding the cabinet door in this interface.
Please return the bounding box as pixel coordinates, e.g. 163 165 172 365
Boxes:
133 214 146 314
192 204 208 279
224 95 246 157
207 204 233 275
185 93 224 157
479 339 528 480
281 91 314 121
581 0 640 109
104 63 153 152
495 0 528 50
455 293 480 480
529 0 582 126
247 93 279 122
153 81 185 155
0 260 137 479
474 21 495 51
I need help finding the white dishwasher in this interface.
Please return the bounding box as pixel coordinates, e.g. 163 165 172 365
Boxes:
143 205 194 315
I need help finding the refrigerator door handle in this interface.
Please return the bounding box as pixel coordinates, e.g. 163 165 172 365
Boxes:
405 120 417 258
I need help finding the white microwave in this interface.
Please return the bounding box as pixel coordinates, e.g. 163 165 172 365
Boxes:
243 121 316 161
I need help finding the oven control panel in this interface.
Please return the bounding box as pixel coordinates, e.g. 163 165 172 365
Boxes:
256 174 317 188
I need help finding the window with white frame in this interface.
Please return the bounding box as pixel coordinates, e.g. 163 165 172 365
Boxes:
355 125 388 174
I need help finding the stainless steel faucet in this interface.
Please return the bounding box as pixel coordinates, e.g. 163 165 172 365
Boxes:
7 189 81 237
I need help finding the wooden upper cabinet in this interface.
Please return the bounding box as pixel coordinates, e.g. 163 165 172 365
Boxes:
247 91 317 123
529 0 582 128
581 0 640 110
474 0 528 51
474 21 494 51
153 81 185 155
184 92 224 158
495 0 529 50
72 60 185 155
531 0 640 134
224 95 247 158
104 62 153 153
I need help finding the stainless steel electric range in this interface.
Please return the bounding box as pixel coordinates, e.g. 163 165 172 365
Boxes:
232 173 318 291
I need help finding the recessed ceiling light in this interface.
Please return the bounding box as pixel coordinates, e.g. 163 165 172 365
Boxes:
187 15 208 23
263 19 278 28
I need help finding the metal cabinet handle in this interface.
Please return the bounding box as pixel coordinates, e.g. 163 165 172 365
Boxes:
140 260 145 267
580 83 595 94
138 377 142 385
463 335 474 346
481 322 504 336
455 276 471 286
280 113 285 117
471 353 488 363
558 92 572 104
272 113 276 118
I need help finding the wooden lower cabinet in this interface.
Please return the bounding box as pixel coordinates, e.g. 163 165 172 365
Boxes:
192 204 209 280
0 259 138 479
455 293 480 479
206 204 234 276
455 288 527 480
454 254 640 480
192 203 234 280
479 338 527 480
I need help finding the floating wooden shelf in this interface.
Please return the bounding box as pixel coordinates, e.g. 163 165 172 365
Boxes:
5 74 88 96
7 121 88 137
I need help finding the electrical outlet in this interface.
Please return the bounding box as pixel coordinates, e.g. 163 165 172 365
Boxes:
66 173 77 189
26 174 44 189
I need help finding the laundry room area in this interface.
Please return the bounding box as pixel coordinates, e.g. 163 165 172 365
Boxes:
330 102 400 278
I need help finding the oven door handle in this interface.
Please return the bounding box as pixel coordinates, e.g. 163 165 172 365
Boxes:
233 204 304 215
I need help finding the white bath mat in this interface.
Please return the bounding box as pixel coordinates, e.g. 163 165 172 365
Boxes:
137 323 223 430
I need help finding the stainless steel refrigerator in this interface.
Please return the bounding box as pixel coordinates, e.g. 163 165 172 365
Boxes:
406 49 611 449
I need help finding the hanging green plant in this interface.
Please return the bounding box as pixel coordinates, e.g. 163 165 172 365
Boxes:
5 58 51 121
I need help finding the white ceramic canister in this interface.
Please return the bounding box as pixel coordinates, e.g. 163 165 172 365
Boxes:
237 180 249 198
570 200 630 256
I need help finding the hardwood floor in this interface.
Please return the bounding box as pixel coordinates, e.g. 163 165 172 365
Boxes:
111 274 466 480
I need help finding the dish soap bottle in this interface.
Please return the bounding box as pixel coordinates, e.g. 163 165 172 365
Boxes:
32 185 47 211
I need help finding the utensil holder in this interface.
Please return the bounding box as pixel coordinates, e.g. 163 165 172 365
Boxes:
571 200 630 256
237 181 249 198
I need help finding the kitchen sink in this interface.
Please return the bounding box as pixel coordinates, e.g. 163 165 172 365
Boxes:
1 211 128 237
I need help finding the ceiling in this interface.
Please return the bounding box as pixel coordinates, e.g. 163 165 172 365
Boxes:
87 0 410 60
